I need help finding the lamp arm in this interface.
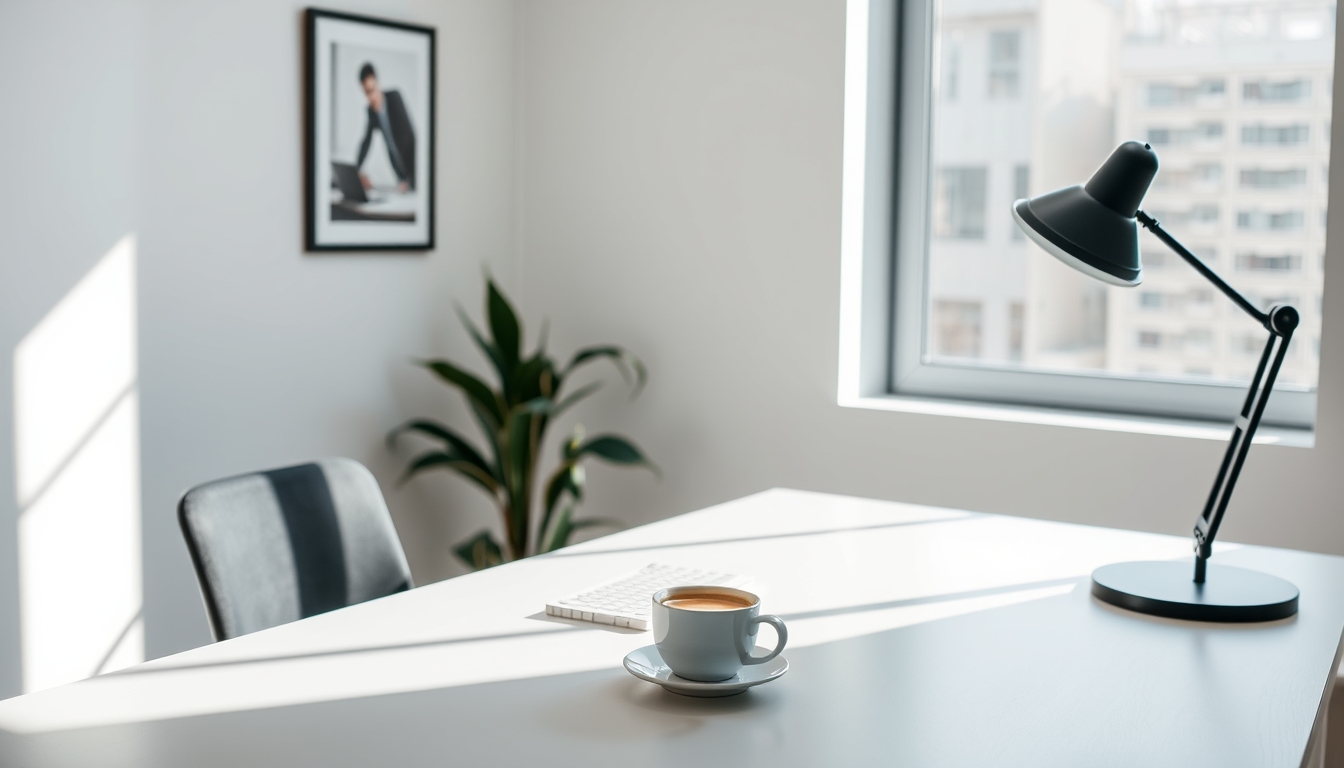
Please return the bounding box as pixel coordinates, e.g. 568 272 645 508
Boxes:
1136 211 1269 327
1134 210 1299 584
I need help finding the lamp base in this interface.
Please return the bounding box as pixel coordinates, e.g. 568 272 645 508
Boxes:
1091 560 1298 622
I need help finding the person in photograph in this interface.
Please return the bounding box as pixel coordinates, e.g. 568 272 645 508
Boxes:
355 62 416 192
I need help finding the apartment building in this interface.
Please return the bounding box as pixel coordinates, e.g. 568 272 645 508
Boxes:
926 0 1037 363
1109 0 1333 387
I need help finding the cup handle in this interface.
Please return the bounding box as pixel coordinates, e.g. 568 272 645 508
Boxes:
745 614 788 665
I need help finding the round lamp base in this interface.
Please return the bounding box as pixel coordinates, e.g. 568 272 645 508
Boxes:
1091 560 1298 623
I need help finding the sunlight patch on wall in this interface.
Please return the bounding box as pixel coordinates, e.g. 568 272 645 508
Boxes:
13 234 143 693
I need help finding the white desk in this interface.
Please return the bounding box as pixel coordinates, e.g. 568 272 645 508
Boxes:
0 489 1341 767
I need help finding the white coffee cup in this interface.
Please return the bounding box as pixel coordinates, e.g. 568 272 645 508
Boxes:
651 585 788 682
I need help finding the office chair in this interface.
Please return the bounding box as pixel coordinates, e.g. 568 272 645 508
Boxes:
178 457 413 641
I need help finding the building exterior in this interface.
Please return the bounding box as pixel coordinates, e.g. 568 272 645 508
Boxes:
927 0 1039 364
926 0 1331 393
1108 0 1333 388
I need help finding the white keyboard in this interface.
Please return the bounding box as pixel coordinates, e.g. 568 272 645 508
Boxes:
546 563 751 630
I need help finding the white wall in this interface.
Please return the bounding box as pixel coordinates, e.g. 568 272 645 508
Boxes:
513 0 1344 565
0 0 518 696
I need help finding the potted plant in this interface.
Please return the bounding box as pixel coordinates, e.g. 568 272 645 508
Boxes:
389 279 655 569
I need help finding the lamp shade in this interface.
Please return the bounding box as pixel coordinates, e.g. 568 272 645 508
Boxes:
1011 141 1159 287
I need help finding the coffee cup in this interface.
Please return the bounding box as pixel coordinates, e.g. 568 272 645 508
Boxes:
651 585 788 682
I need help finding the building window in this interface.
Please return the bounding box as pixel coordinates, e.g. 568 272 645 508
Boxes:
1184 329 1214 353
1240 167 1307 189
1243 78 1311 102
1139 292 1164 309
1154 163 1223 191
1235 253 1302 272
933 301 983 359
1146 122 1223 146
1234 334 1263 354
934 167 987 239
987 30 1021 98
1236 210 1305 231
1242 123 1310 146
1147 205 1219 229
1147 79 1225 106
943 41 960 101
1137 331 1162 349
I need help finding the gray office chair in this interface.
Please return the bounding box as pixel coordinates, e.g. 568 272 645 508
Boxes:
178 457 413 641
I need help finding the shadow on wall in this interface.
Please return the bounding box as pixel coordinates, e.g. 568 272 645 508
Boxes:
13 234 143 693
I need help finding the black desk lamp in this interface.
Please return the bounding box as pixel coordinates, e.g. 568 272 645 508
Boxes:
1012 141 1300 622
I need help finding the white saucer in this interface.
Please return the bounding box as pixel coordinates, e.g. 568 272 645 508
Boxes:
622 645 788 697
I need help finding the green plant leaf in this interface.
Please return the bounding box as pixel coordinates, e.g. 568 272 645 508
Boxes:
540 503 573 553
535 318 550 357
454 530 505 570
454 305 508 389
520 382 601 420
387 419 494 479
505 408 535 489
501 403 544 551
540 462 585 544
570 518 620 534
552 381 601 416
541 506 619 553
511 353 551 406
488 279 522 371
420 360 504 427
565 346 647 396
565 434 659 476
398 450 499 496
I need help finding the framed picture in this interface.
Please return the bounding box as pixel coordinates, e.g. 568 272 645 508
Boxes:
305 8 435 251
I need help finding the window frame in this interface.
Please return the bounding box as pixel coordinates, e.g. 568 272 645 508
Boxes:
886 0 1320 428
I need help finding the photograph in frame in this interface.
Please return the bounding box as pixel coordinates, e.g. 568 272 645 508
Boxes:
305 8 435 251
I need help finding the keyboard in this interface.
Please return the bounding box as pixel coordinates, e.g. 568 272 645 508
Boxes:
546 563 752 630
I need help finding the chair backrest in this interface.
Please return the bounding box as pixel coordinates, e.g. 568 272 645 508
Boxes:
178 457 412 641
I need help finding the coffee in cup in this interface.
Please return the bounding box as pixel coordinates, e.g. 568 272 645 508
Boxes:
660 592 754 611
651 585 788 682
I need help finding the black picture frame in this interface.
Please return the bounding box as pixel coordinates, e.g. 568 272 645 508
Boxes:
304 8 435 252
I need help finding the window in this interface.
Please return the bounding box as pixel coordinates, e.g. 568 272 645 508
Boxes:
1154 163 1223 191
988 30 1021 98
1147 204 1219 229
1243 78 1312 102
1236 210 1304 231
1240 167 1307 189
1234 334 1263 354
943 41 960 100
934 167 987 239
1147 122 1223 146
1147 79 1225 106
879 0 1330 428
1236 253 1302 272
1242 123 1310 146
1185 329 1214 353
933 301 982 358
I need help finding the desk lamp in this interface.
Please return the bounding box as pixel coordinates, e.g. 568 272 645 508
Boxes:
1012 141 1300 622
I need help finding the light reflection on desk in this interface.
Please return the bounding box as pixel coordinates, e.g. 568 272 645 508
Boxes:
0 490 1204 735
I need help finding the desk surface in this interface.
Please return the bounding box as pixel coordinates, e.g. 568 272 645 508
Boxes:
0 489 1341 768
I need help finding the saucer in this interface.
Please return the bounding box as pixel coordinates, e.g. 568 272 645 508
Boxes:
622 645 788 697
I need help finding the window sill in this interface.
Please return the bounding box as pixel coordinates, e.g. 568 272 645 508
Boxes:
840 394 1314 449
